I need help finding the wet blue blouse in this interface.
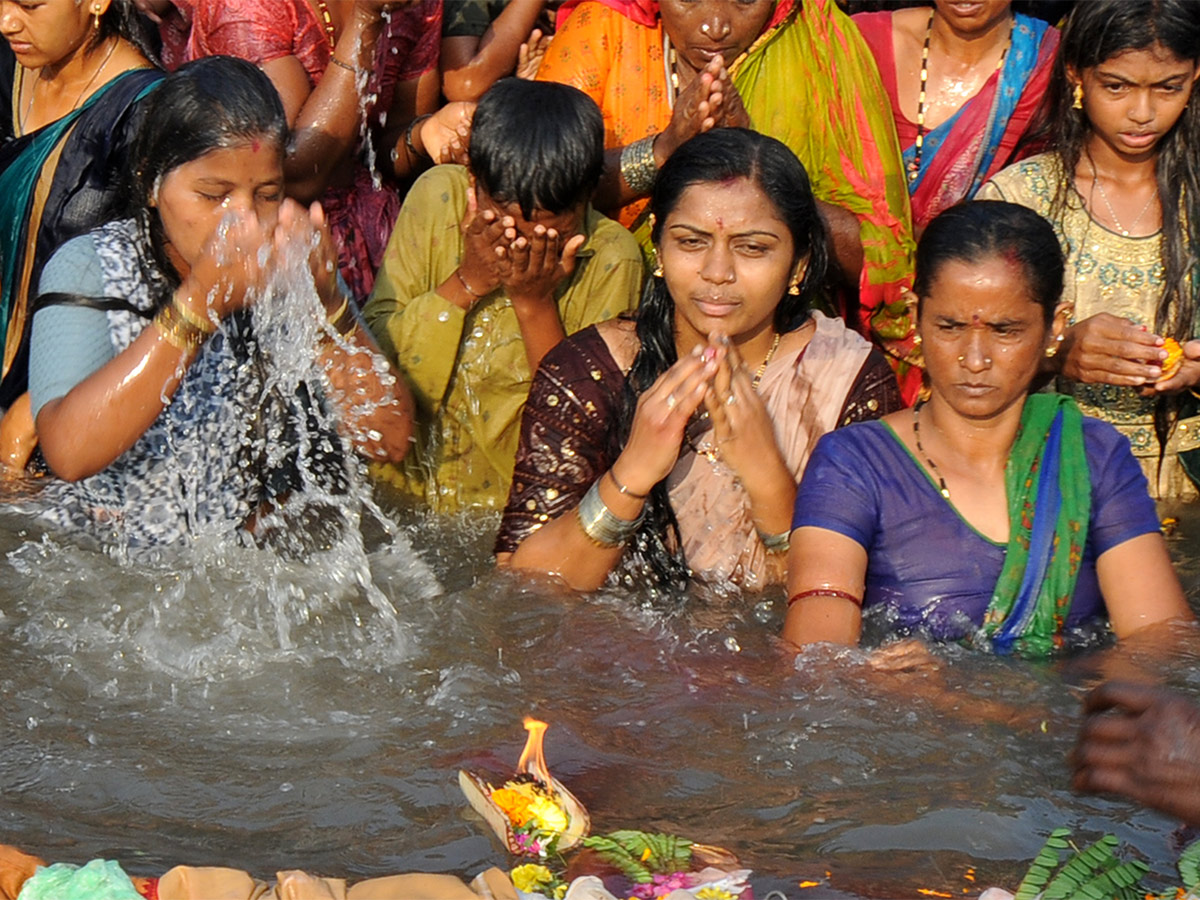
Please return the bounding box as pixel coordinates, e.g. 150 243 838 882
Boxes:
792 417 1161 640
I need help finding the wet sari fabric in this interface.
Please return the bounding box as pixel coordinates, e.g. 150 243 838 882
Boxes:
536 0 919 397
855 10 1058 229
0 64 161 408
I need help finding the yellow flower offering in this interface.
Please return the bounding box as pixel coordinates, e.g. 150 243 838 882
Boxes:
510 863 555 893
1159 337 1183 383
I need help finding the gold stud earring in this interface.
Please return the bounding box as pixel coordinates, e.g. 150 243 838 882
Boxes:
1045 333 1064 358
92 4 102 29
787 275 801 296
1072 83 1083 110
652 252 663 279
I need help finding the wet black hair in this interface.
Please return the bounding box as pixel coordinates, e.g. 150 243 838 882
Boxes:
1045 0 1200 342
1043 0 1200 471
128 55 288 291
914 201 1065 326
617 127 831 589
468 78 604 219
93 0 162 65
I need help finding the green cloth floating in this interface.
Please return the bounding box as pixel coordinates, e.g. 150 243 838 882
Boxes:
17 859 141 900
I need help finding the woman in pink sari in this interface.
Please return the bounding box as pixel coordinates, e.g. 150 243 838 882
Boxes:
142 0 454 300
855 0 1057 233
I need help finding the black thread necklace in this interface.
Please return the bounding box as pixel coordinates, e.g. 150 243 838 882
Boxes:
912 401 951 499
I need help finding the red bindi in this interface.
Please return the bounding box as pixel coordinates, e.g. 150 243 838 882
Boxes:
251 140 261 153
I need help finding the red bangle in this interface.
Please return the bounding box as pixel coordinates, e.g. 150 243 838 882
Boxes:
787 589 863 609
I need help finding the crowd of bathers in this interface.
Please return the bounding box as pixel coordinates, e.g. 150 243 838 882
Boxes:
0 0 1198 662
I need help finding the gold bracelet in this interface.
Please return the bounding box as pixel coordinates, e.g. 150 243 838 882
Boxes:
327 295 357 336
153 302 210 354
329 56 368 79
171 296 217 335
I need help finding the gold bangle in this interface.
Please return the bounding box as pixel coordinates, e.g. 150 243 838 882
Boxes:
326 295 350 325
328 296 357 336
171 296 217 335
619 134 658 195
329 56 368 79
153 303 209 354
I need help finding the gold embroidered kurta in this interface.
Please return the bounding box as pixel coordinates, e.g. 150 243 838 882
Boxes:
980 153 1196 499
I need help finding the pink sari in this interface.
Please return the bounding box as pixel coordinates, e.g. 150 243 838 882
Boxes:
856 10 1058 229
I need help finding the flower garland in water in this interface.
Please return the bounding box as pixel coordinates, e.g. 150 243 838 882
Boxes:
508 830 749 900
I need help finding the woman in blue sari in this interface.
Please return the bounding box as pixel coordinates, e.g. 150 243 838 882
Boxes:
0 0 161 438
783 202 1191 656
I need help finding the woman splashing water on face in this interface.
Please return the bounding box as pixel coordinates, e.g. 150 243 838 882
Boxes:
495 129 902 592
24 57 413 551
783 201 1192 657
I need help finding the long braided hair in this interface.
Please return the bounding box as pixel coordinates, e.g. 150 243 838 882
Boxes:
612 128 831 588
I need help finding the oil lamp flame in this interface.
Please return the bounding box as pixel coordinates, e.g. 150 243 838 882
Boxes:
517 717 552 787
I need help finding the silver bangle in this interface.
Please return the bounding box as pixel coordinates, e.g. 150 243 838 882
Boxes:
620 134 659 195
577 480 644 547
757 528 791 555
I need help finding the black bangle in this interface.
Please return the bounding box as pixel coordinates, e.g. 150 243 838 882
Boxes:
404 114 434 160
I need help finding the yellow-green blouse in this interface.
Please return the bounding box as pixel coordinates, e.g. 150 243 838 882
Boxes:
979 152 1194 499
364 165 643 511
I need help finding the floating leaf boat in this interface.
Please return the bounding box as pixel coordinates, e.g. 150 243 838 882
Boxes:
459 718 591 857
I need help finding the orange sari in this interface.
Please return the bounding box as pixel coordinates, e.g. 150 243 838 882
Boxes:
538 0 921 399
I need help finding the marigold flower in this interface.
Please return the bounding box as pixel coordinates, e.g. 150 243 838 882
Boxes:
491 787 534 827
526 795 569 834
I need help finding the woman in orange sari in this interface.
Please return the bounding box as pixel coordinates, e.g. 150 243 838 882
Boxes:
537 0 920 397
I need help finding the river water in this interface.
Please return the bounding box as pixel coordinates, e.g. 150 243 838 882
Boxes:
0 490 1197 899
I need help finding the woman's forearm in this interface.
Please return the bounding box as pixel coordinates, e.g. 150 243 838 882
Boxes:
36 313 199 481
441 0 546 102
318 318 415 463
503 470 643 591
284 11 389 202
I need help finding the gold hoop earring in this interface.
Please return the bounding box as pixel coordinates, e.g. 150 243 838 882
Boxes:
1072 83 1083 110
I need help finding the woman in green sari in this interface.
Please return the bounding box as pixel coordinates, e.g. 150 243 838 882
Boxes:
0 0 161 431
783 201 1191 656
536 0 921 399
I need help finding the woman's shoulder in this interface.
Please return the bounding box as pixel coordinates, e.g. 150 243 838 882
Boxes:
541 322 625 378
1080 412 1142 471
812 416 895 462
981 152 1062 208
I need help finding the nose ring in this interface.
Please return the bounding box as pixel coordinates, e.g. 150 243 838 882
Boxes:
701 22 711 34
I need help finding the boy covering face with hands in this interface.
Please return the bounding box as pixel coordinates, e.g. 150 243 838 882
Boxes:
364 78 643 511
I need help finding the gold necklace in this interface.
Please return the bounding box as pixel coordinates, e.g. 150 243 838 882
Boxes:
692 332 782 466
20 37 118 136
1088 156 1157 237
314 0 336 48
751 332 782 390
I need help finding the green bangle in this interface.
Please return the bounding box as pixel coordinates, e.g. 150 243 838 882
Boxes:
757 528 791 555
